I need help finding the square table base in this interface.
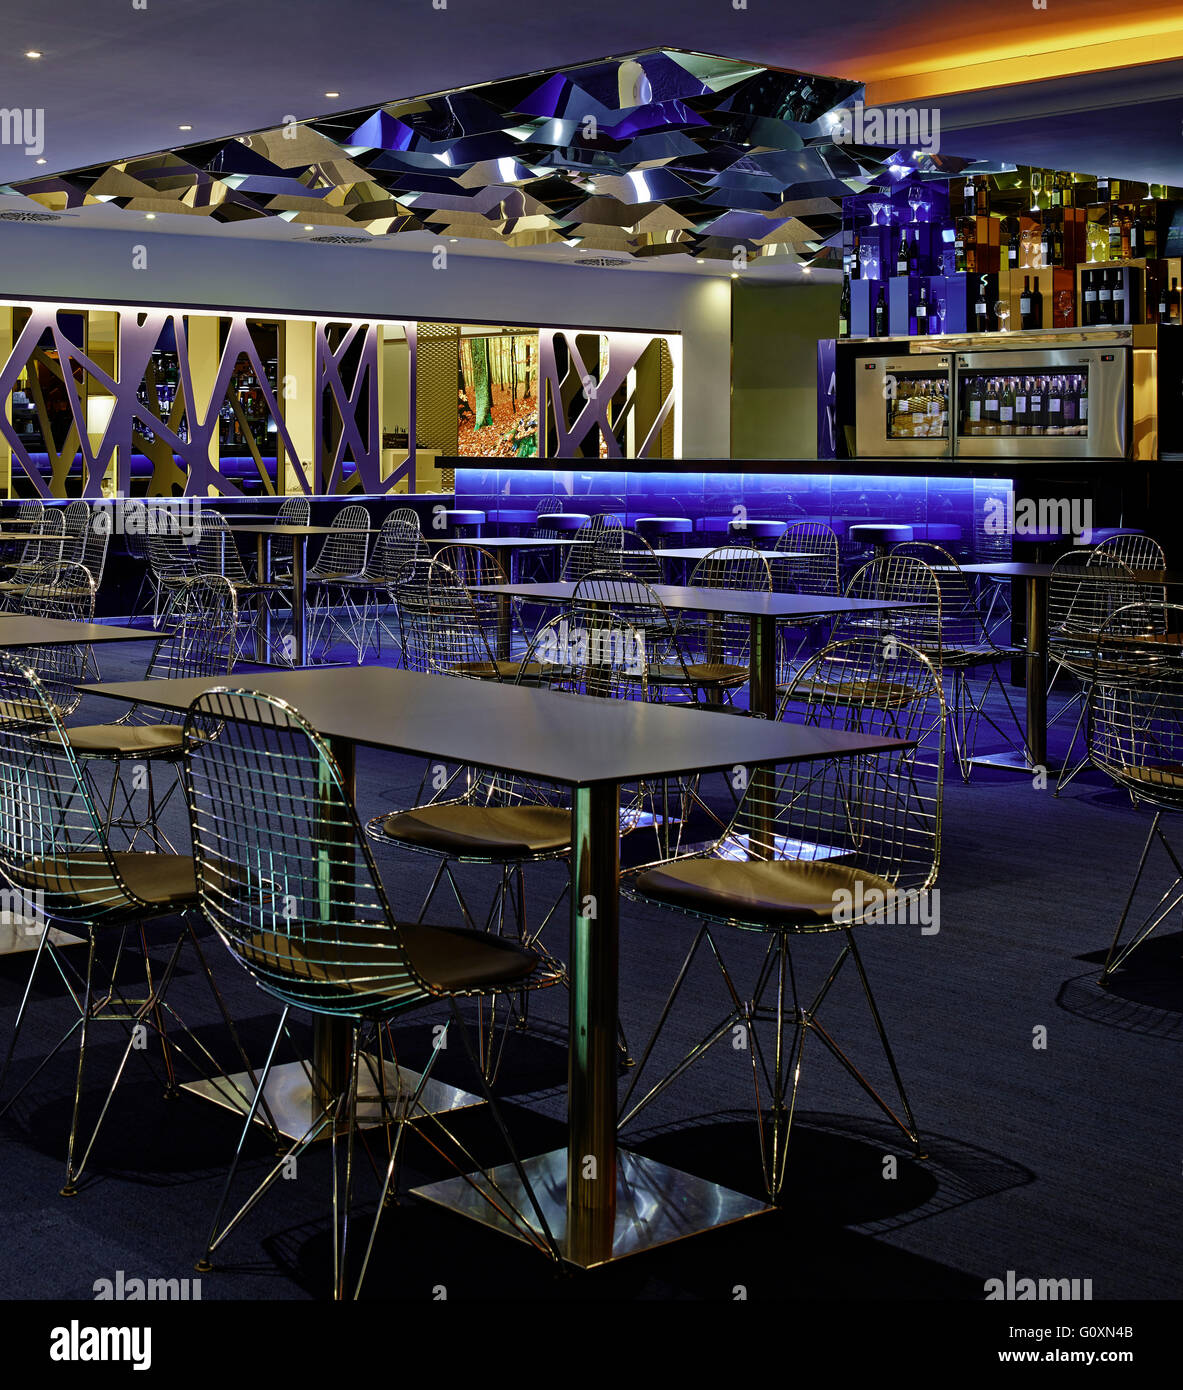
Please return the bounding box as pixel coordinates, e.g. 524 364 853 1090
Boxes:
411 1147 771 1268
181 1058 484 1141
968 750 1064 774
0 922 85 956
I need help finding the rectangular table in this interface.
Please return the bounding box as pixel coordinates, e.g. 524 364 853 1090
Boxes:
472 581 923 719
958 561 1183 772
422 535 574 583
81 664 913 1267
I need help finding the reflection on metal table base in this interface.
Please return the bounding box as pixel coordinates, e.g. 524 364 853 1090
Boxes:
411 1147 771 1268
968 750 1063 774
181 1057 484 1141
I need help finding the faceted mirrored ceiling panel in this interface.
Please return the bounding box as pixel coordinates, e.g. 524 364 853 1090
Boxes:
3 48 981 264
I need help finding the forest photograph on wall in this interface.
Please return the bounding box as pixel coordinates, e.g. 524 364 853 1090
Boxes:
458 330 538 456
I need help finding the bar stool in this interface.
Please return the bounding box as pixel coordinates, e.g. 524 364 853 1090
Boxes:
848 522 914 558
637 517 693 548
438 509 485 537
913 524 962 544
544 512 592 534
487 509 537 535
729 518 788 542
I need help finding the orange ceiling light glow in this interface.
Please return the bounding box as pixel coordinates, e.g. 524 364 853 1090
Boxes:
863 17 1183 104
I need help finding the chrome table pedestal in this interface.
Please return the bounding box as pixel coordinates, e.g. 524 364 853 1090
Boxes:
413 1148 770 1268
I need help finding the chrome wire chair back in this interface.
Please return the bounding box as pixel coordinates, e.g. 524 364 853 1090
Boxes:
195 510 250 585
12 562 97 717
570 570 695 696
532 497 564 538
522 608 652 703
269 494 312 576
620 636 945 1200
617 528 664 585
677 544 773 705
773 521 841 596
61 500 91 567
560 513 625 582
182 687 562 1293
1086 602 1183 978
1048 549 1161 790
395 557 514 681
14 504 64 574
309 503 371 580
840 554 943 668
1091 532 1166 573
352 510 429 659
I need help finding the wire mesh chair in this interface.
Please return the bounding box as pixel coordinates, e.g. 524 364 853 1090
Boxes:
396 556 549 684
8 563 98 718
559 514 625 583
673 544 773 710
145 508 203 626
1048 549 1162 791
0 654 255 1197
617 528 665 585
64 576 238 851
306 504 372 661
1086 601 1183 979
771 521 842 667
268 494 312 580
182 687 563 1296
195 511 286 662
619 636 946 1201
891 540 1025 780
0 508 66 608
351 509 429 661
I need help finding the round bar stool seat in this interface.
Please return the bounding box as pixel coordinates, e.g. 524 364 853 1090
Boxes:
729 518 788 541
1080 526 1145 545
637 516 693 547
849 522 914 557
439 508 485 537
542 512 592 533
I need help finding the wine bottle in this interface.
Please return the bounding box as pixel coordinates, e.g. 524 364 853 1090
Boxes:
1046 375 1063 436
874 287 887 336
1130 212 1144 258
983 378 1001 435
839 276 851 337
1111 270 1126 325
1028 377 1044 436
999 377 1015 436
1006 217 1019 270
896 228 909 277
966 377 983 436
1170 277 1181 325
1039 218 1051 269
915 283 928 336
852 231 861 279
1083 269 1098 327
974 278 990 332
1095 270 1112 325
1062 376 1078 435
1158 277 1169 323
1014 377 1029 436
1020 276 1033 330
1108 210 1122 259
1078 373 1089 433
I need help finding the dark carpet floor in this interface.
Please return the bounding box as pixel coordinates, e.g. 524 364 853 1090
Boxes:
2 637 1182 1303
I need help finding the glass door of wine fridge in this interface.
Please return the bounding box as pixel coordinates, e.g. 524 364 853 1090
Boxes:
953 347 1127 458
854 355 953 458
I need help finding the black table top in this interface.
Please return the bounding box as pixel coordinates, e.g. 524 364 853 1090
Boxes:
423 535 575 549
0 617 154 647
471 581 924 618
81 666 913 787
960 562 1183 583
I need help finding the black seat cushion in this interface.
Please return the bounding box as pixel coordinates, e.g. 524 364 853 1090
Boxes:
15 851 197 914
380 804 571 857
634 856 899 928
64 723 185 756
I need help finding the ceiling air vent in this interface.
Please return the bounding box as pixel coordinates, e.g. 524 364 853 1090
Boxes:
571 255 632 268
304 233 370 244
0 210 67 222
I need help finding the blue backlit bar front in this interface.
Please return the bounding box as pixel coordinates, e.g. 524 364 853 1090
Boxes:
451 461 1016 563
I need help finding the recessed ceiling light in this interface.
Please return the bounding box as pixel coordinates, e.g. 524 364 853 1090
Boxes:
145 213 156 220
179 124 192 131
802 265 812 273
448 238 458 243
730 273 738 279
304 224 314 230
324 91 340 98
35 158 46 165
25 50 42 59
